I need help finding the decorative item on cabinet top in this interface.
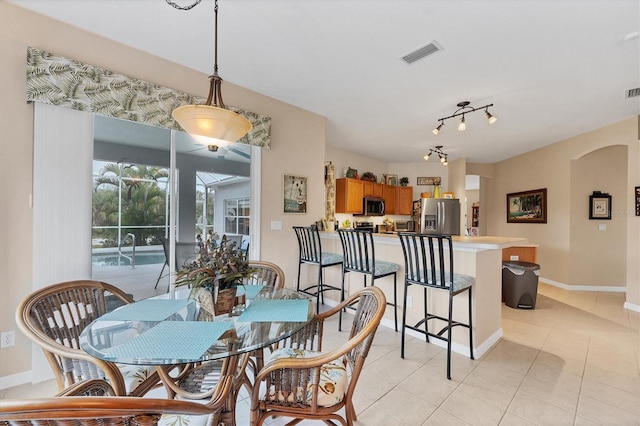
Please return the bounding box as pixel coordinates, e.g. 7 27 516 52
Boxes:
399 177 409 186
385 174 398 186
361 172 377 182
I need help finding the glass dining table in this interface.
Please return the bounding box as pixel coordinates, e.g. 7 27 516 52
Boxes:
79 285 314 424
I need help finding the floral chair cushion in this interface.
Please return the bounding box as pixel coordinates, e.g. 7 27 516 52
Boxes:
266 347 348 407
117 363 158 394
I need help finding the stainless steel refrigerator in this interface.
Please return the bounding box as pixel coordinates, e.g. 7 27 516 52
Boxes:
413 198 461 235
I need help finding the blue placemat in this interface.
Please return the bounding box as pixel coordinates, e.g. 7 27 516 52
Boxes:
237 285 264 300
237 299 310 323
103 321 232 362
100 299 190 321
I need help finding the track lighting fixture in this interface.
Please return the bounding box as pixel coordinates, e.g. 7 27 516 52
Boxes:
424 145 448 166
433 101 497 134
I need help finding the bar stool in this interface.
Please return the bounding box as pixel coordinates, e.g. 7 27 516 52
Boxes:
337 229 399 331
293 226 344 313
397 232 474 380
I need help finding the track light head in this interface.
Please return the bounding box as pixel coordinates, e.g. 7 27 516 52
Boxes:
458 115 466 131
424 152 431 160
485 108 497 124
433 121 444 135
443 156 448 166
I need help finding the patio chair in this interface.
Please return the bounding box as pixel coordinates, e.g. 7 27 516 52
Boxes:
250 286 386 426
15 280 160 396
155 239 201 289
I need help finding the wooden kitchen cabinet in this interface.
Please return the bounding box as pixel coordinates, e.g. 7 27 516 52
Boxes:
336 178 364 214
396 186 413 215
363 181 383 198
382 184 397 214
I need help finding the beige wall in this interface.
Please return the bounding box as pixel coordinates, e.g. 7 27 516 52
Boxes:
0 2 325 380
2 1 639 385
570 145 627 286
388 161 451 201
483 118 639 296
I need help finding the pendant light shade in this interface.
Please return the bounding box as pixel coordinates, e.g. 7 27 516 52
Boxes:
172 104 252 142
169 0 252 143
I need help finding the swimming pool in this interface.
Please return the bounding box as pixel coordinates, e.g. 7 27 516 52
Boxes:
92 250 165 266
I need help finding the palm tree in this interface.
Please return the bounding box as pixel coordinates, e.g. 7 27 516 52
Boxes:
93 163 169 246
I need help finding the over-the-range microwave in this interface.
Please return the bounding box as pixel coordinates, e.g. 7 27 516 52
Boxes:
362 197 385 216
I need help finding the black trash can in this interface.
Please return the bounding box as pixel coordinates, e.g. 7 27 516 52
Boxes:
502 261 540 309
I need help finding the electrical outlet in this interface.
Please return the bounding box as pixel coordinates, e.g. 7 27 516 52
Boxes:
406 296 413 308
510 255 519 261
1 331 15 348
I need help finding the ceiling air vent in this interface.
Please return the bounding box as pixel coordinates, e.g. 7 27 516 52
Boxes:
626 87 640 98
401 41 442 64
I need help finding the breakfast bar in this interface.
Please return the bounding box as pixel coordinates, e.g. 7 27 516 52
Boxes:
317 232 529 358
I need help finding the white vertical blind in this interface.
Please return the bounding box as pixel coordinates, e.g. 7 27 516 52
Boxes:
32 102 93 381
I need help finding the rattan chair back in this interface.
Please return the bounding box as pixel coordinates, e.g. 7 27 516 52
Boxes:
250 286 386 426
15 280 157 396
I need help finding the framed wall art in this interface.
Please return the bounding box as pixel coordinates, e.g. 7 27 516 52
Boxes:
589 191 611 220
283 174 308 214
635 186 640 216
385 174 398 186
506 188 547 223
417 176 441 186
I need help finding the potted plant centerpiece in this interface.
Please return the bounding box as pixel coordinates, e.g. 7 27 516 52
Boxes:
176 234 254 315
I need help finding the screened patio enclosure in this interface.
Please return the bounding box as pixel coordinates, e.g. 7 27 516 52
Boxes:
91 115 252 297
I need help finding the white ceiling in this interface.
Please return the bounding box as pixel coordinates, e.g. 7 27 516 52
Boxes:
10 0 640 164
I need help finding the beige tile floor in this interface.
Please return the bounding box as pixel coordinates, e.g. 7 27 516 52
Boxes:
3 282 639 425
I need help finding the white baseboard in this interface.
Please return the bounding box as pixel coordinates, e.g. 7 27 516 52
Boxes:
541 277 626 293
623 301 640 312
0 370 32 390
402 324 502 359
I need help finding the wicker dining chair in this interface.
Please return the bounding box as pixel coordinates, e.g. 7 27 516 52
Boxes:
155 339 242 426
0 380 215 426
246 260 286 288
250 286 386 426
15 280 160 396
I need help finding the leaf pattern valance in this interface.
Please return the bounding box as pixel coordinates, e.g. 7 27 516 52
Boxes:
26 46 271 149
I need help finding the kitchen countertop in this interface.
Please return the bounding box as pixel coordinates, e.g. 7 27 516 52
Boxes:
317 230 532 356
321 231 530 251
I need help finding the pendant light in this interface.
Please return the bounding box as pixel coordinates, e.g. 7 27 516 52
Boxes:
170 0 252 143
